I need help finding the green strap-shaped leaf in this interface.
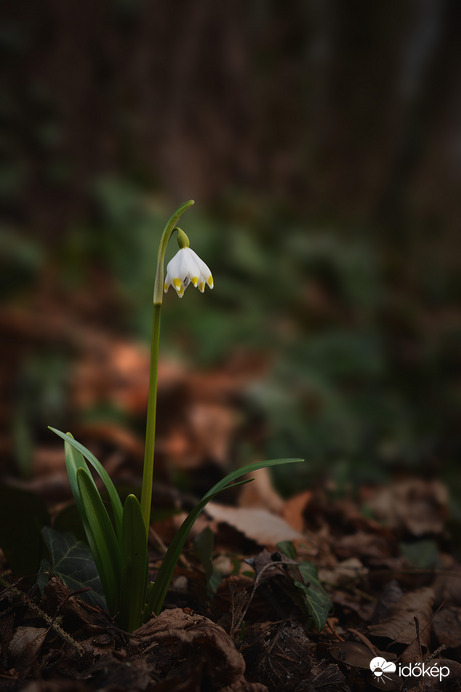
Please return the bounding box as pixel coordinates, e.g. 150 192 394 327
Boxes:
202 458 304 500
50 427 123 539
62 433 96 540
148 486 239 615
149 457 304 615
76 467 121 614
119 494 148 633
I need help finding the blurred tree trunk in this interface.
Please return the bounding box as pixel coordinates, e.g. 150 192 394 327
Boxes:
1 0 459 238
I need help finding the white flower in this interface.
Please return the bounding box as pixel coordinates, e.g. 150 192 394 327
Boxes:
164 247 214 298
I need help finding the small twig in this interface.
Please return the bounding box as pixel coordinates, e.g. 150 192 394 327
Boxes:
148 526 168 555
235 559 288 632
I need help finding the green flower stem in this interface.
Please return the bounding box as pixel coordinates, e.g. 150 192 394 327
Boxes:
140 200 195 536
140 304 161 533
153 200 195 306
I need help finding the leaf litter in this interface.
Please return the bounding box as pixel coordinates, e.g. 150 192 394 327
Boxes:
3 474 461 691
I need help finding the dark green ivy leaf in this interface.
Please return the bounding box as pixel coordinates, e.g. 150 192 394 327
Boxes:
37 526 106 609
277 541 331 632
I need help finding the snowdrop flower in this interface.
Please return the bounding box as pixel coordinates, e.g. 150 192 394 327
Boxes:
164 247 214 298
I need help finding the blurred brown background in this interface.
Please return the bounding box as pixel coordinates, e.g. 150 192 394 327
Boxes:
1 1 460 510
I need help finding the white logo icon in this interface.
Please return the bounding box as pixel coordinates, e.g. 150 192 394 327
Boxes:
370 657 397 680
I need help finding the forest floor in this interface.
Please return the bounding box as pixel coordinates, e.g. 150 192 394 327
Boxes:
1 467 461 692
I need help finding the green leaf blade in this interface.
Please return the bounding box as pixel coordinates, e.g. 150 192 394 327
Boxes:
76 467 121 614
149 458 305 616
149 481 249 615
63 433 95 539
119 494 148 632
49 427 123 539
202 458 304 500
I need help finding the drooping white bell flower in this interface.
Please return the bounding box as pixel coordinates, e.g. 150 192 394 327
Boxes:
164 247 214 298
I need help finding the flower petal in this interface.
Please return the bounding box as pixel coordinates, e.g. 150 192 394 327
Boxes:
164 247 213 297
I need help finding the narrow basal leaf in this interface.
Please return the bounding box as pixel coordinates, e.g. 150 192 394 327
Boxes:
202 458 304 501
49 427 123 539
62 433 96 540
149 480 251 615
76 467 121 614
119 494 148 632
150 458 304 615
37 527 105 609
144 581 156 622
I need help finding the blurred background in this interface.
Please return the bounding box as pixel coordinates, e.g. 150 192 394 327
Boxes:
1 1 460 514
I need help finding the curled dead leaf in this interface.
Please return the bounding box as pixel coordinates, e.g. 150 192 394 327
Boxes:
242 622 313 691
129 608 266 691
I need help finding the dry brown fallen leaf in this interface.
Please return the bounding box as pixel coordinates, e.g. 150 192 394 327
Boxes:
8 627 48 676
241 621 315 691
330 640 390 671
334 530 394 560
185 402 238 469
205 502 305 546
432 606 461 649
129 608 266 692
281 490 313 533
238 467 285 514
368 586 434 660
366 479 448 536
433 565 461 607
319 557 368 586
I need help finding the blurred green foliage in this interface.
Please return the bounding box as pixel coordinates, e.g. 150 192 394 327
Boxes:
39 178 456 501
3 174 459 508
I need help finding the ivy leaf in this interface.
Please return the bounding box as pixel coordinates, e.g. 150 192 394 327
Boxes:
277 541 331 632
37 527 106 609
